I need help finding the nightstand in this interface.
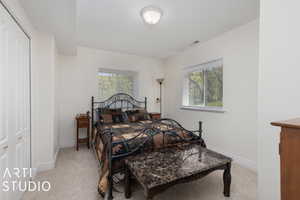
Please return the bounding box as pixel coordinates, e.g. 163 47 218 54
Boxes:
149 112 161 120
75 112 90 151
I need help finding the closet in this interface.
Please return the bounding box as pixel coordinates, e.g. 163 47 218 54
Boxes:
0 2 31 200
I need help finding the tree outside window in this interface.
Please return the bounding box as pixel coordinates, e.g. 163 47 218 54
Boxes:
98 70 137 100
184 59 223 108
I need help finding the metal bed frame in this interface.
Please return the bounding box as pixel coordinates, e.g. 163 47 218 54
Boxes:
90 93 205 200
91 93 147 138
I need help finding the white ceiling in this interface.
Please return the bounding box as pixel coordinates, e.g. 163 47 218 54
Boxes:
19 0 76 55
19 0 259 59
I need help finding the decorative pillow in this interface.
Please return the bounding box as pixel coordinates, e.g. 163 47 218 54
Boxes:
125 110 138 122
137 108 146 113
125 109 150 122
101 114 113 123
128 114 138 122
122 112 129 122
112 113 123 123
143 113 151 120
98 108 109 120
137 109 150 120
95 108 101 122
137 113 151 121
99 108 123 123
125 109 139 115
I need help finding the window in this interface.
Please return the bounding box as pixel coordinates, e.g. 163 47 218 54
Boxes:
98 69 138 100
182 59 223 111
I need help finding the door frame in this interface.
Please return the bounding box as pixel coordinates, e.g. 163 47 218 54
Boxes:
0 0 32 170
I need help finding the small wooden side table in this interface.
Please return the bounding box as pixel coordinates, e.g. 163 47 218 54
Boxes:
149 112 161 120
75 112 90 151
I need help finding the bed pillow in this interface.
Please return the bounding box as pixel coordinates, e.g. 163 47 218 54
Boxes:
136 113 151 121
101 114 113 123
125 109 150 122
98 108 110 120
137 109 151 120
99 108 123 123
110 109 124 123
128 114 138 122
112 113 123 123
122 112 129 122
126 110 139 122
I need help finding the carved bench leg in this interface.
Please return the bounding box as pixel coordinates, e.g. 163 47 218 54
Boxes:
125 165 132 198
223 162 231 197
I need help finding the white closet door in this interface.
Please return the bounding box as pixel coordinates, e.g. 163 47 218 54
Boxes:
0 2 31 200
12 27 31 178
0 4 10 200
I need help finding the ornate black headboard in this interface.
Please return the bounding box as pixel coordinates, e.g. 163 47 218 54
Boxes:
91 93 147 132
93 93 147 111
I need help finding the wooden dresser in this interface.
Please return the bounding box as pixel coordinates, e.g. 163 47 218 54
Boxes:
271 118 300 200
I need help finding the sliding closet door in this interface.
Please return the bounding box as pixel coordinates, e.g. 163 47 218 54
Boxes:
9 25 30 200
0 4 10 200
0 2 31 200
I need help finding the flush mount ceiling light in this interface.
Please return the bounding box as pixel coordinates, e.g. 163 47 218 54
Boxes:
141 5 163 25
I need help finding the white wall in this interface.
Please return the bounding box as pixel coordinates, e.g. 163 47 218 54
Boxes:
1 0 58 172
258 1 300 199
33 32 57 171
57 47 164 148
54 43 60 158
163 20 259 171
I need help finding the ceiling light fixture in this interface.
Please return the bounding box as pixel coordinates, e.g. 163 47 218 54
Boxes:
141 5 163 25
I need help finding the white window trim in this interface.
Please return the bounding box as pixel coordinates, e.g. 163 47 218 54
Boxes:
181 59 224 113
181 105 226 113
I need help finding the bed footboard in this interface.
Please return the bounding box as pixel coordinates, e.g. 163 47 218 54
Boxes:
104 119 206 200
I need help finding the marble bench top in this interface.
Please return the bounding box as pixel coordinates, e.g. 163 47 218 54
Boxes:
125 144 232 190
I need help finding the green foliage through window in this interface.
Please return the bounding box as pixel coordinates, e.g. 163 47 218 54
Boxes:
187 61 223 107
98 71 134 100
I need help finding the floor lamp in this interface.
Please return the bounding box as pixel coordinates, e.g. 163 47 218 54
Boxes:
156 78 164 114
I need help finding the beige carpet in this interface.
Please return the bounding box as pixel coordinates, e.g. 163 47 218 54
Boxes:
22 147 257 200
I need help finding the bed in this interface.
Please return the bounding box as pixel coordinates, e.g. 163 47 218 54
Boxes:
91 93 206 199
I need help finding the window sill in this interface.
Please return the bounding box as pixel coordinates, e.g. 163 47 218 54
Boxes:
180 106 226 113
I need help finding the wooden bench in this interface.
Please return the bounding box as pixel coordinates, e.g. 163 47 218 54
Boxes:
124 144 232 200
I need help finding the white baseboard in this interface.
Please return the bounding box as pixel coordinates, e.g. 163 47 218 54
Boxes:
37 161 54 173
31 167 38 178
37 148 60 173
53 147 60 166
59 144 75 148
59 141 76 149
209 146 257 172
21 149 60 200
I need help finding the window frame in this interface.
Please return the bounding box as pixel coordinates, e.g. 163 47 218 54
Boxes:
98 68 139 100
181 59 225 113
